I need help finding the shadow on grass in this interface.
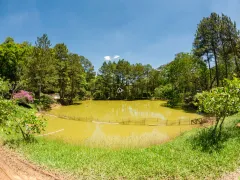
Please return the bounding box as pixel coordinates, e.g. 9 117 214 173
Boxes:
3 137 38 149
3 139 22 148
190 119 240 153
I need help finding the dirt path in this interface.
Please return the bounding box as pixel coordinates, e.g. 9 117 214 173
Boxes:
219 168 240 180
0 146 70 180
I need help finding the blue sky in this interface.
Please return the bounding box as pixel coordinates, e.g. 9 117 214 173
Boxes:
0 0 240 70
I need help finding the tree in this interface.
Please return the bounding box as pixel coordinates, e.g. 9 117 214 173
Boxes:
80 56 95 82
98 61 111 99
114 59 130 99
130 63 145 99
161 53 207 107
221 14 240 77
54 43 69 103
148 68 161 95
193 13 221 87
80 56 96 98
194 13 240 87
0 38 32 96
143 64 153 97
66 53 85 104
26 34 56 100
0 37 18 82
195 77 240 141
218 14 240 79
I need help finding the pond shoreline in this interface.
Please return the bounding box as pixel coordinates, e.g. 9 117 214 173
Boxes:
38 100 214 148
15 116 240 179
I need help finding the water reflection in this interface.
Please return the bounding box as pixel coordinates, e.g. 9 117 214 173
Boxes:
50 100 201 122
44 100 201 147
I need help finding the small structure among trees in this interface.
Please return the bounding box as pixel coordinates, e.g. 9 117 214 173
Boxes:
50 93 60 100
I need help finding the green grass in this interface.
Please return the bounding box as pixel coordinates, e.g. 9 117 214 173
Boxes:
9 116 240 179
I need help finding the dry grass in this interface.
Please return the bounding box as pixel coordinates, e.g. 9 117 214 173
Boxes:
83 127 169 148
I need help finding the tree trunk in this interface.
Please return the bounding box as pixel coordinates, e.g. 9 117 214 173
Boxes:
212 116 220 140
230 40 240 76
224 59 228 79
18 125 26 141
219 29 228 79
217 117 225 140
38 82 41 101
207 53 212 89
213 49 219 87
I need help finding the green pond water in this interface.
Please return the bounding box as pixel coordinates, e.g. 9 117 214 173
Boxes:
44 100 202 148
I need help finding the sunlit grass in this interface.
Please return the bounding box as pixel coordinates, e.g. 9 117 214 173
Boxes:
12 115 240 179
82 129 169 148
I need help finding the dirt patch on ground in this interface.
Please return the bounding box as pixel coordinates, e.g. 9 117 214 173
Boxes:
0 146 72 180
50 104 61 110
219 168 240 180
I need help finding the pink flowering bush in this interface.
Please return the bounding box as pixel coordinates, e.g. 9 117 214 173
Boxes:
13 90 34 103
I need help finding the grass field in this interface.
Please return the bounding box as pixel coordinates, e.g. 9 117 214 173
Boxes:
5 115 240 179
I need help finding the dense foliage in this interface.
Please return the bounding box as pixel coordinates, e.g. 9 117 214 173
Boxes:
0 98 46 141
0 12 240 106
36 94 56 111
195 77 240 140
0 78 9 98
94 60 160 100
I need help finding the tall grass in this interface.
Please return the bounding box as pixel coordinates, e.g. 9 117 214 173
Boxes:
6 116 240 179
82 129 169 148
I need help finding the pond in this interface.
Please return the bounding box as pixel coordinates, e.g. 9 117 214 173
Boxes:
43 100 202 148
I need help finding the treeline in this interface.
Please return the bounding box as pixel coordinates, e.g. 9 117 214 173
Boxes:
94 61 160 100
0 35 95 104
96 12 240 106
0 12 240 106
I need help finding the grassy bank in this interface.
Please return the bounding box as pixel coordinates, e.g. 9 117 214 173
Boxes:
9 116 240 179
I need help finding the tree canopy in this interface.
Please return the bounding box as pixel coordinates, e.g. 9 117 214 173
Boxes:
0 12 240 106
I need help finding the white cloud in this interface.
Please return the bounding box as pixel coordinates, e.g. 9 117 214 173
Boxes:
113 55 120 59
104 55 120 61
104 56 111 61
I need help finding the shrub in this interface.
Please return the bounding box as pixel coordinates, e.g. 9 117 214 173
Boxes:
154 84 182 107
154 84 172 99
195 77 240 142
78 87 87 99
13 90 33 103
37 94 55 111
93 90 106 100
0 78 10 98
0 98 46 141
83 91 92 100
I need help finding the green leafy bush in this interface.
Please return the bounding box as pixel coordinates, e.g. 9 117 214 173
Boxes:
167 91 182 107
83 91 92 100
154 84 182 107
0 78 10 98
0 98 46 141
195 77 240 141
93 90 106 100
154 84 172 99
36 94 55 111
